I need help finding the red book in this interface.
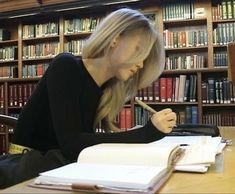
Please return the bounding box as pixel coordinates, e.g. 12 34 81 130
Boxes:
37 64 43 77
166 77 173 102
125 107 132 130
160 77 167 102
119 108 126 131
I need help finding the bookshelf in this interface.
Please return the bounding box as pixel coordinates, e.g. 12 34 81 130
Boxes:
133 0 235 128
0 0 235 153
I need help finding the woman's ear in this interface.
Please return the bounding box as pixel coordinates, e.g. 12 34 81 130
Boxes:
110 36 120 48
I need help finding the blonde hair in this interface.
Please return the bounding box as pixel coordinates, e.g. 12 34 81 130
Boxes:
82 8 165 132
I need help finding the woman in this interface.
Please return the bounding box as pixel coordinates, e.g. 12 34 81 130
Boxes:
0 8 176 188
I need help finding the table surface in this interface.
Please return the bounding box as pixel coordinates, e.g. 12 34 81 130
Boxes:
1 127 235 194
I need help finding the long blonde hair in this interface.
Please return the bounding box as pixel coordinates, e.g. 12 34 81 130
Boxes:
82 8 165 132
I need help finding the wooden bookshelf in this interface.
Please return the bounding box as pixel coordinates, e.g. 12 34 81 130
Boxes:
0 0 235 154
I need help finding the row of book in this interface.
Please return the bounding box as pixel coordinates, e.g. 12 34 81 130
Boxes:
64 40 86 56
165 54 206 70
22 42 60 59
64 17 101 34
117 107 132 131
163 29 208 49
212 0 235 20
135 75 197 103
118 107 235 129
0 46 18 61
134 105 198 126
8 83 37 107
214 51 228 67
202 77 235 104
22 22 59 39
213 22 235 45
163 2 195 21
0 66 18 79
22 63 49 78
0 29 10 41
202 113 235 126
177 106 198 124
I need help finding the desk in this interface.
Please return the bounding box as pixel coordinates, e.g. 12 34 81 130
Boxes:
1 127 235 194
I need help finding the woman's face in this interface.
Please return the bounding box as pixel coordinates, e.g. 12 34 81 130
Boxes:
109 31 145 81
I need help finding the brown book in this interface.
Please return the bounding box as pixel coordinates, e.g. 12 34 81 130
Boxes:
153 80 160 102
8 85 14 107
18 84 23 107
0 85 4 108
228 43 235 85
22 84 28 105
13 84 18 106
147 83 154 102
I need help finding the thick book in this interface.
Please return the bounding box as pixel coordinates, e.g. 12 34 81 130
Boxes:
31 143 184 194
152 136 224 173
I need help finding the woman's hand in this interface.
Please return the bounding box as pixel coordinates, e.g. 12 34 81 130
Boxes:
151 108 176 133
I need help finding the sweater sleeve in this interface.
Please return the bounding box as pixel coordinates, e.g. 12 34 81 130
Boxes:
46 53 166 161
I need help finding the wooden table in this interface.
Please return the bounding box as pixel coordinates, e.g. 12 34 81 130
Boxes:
1 127 235 194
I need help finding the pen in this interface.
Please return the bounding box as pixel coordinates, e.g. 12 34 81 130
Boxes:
135 99 157 114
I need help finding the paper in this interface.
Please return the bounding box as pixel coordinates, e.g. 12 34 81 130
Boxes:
36 163 166 190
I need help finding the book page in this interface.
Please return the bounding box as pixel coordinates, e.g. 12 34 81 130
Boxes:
151 136 222 166
36 163 167 190
77 143 179 168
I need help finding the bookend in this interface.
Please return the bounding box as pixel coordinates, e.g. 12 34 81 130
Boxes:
169 124 220 137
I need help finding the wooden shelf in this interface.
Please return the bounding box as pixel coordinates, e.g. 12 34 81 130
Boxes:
212 19 235 24
0 39 18 46
202 104 235 107
0 60 18 64
165 46 208 52
163 18 207 27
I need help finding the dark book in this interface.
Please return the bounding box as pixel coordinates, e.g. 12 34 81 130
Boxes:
0 29 10 41
207 78 215 104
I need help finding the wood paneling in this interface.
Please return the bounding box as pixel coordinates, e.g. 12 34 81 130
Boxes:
228 43 235 85
1 0 39 13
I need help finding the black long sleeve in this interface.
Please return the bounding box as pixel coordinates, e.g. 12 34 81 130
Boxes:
12 53 165 161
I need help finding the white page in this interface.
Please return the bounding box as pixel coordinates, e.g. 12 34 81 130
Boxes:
150 136 212 146
77 143 178 168
175 164 209 173
36 163 166 190
151 136 222 166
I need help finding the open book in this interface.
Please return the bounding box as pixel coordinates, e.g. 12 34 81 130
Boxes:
31 136 224 193
32 143 183 194
152 136 225 173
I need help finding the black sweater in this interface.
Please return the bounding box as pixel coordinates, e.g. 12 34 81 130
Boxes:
12 53 165 161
